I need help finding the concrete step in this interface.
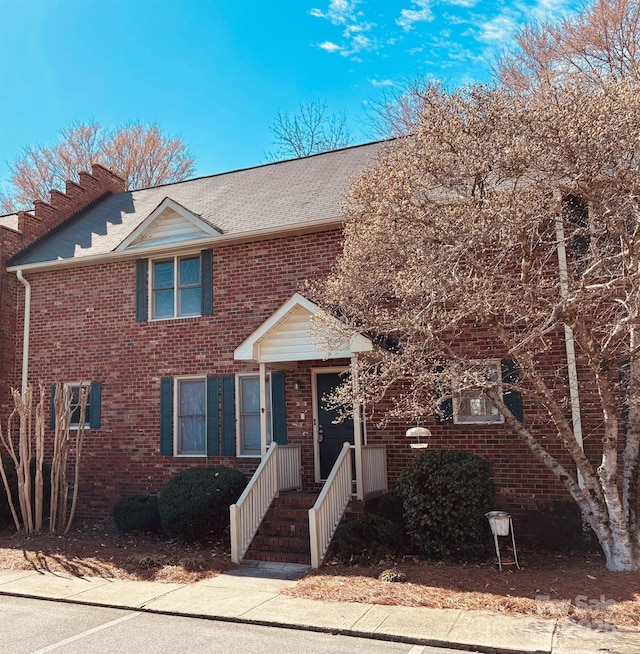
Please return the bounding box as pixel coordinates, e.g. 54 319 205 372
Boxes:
245 549 311 565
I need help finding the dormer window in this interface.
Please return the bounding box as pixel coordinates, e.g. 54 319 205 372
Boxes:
152 255 201 319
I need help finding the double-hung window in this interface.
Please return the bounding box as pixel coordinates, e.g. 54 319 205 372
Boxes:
160 372 286 458
136 250 212 322
237 374 271 457
50 382 102 430
152 255 201 319
176 377 207 455
67 382 92 429
453 360 504 424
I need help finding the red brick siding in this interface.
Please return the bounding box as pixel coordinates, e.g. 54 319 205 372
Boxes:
11 225 598 521
16 229 344 516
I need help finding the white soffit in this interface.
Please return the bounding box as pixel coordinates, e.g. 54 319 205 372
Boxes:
116 197 221 251
234 293 373 363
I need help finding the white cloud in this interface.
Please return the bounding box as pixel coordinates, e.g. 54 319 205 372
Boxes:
310 0 377 57
318 40 342 52
309 1 360 25
443 0 478 6
397 1 434 32
478 13 518 42
529 0 577 22
370 78 396 87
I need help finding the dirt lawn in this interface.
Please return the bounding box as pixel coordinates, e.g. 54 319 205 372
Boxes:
0 525 638 629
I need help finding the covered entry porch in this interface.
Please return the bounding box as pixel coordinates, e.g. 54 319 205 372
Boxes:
230 293 389 567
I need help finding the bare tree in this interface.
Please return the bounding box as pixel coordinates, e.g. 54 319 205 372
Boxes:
317 82 640 571
1 122 196 213
0 383 87 535
265 99 352 162
496 0 640 93
364 77 433 138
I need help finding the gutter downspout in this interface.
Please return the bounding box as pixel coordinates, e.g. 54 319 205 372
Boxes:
555 216 585 488
16 270 30 399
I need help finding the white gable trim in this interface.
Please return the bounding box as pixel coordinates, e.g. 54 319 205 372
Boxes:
116 197 221 251
234 293 373 363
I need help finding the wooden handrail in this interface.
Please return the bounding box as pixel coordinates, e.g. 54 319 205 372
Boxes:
308 442 352 568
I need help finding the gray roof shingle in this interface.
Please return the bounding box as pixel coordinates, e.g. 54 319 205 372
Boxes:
10 142 383 267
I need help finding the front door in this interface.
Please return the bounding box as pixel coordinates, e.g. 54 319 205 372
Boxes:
315 371 355 480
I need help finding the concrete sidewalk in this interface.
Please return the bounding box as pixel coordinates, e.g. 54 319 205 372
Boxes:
0 563 637 654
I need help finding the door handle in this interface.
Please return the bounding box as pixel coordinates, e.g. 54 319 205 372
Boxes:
318 425 324 442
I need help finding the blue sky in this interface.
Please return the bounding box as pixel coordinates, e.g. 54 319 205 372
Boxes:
1 0 579 194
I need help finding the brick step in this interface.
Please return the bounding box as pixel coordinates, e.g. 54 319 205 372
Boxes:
271 491 319 508
261 508 310 522
256 521 310 536
243 491 318 565
245 549 311 565
249 535 310 553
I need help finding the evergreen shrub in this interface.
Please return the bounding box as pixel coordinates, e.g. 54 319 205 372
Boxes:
334 513 404 565
112 494 162 533
158 466 247 541
396 449 495 562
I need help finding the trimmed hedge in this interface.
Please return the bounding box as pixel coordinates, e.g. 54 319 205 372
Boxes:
396 449 495 562
112 494 162 533
158 466 247 541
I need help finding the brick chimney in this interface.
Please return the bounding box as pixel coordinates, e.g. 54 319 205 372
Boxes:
17 164 126 246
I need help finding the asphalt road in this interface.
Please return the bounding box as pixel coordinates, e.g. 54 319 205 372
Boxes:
0 596 483 654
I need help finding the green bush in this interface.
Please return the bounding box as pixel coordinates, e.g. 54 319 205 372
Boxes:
0 457 52 527
396 449 495 562
112 494 162 533
158 466 247 541
373 490 406 529
334 513 405 565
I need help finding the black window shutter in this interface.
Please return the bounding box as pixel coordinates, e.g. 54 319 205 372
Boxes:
89 382 102 429
135 259 148 321
271 372 287 445
433 365 453 423
221 375 235 456
201 249 213 316
160 378 173 455
206 376 220 455
501 359 523 422
50 384 56 429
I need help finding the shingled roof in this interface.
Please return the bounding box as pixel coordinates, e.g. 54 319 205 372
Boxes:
9 141 384 268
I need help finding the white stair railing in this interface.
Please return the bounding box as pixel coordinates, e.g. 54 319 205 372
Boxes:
278 444 303 491
362 444 388 496
230 442 301 564
308 442 352 569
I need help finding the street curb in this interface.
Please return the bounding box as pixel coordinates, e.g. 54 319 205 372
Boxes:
0 588 550 654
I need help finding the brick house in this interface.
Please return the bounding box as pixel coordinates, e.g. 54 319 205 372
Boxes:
1 142 585 565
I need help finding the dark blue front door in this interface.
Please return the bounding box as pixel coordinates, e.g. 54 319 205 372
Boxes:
316 372 354 479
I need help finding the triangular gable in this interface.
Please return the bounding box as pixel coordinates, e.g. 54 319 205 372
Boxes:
234 293 372 363
117 197 221 251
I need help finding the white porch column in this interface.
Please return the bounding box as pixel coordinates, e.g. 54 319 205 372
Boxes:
259 362 268 457
352 356 364 500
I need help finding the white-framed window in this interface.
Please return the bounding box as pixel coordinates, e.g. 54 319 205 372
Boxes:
151 254 201 319
66 382 92 429
236 374 271 457
453 360 504 425
175 377 206 456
